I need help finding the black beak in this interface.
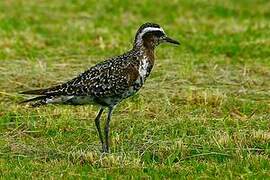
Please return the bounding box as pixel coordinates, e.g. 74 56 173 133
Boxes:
163 36 180 45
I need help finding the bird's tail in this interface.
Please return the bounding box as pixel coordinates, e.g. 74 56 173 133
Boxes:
20 95 49 107
20 88 49 95
19 88 51 107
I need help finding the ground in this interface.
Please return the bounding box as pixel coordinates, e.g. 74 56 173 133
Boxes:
0 0 269 178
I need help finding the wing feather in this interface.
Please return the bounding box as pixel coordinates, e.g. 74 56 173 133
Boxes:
21 54 139 98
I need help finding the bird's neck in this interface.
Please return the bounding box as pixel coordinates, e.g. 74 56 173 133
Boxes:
133 45 155 66
134 37 156 50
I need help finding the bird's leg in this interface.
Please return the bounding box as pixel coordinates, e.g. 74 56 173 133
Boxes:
104 106 114 153
94 108 105 151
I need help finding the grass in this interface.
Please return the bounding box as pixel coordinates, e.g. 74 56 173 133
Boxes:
0 0 269 178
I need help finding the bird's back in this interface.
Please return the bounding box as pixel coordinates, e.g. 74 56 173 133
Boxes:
21 48 154 107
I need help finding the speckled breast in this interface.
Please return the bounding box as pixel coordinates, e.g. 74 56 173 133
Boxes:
121 59 153 100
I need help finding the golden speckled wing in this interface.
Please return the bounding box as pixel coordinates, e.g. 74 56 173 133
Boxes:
39 51 140 98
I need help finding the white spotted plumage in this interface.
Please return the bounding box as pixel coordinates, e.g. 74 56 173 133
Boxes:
138 56 150 79
20 22 180 153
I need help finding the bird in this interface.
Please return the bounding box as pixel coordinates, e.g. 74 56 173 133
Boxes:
20 22 180 153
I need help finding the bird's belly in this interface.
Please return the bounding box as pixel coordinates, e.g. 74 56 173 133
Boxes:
50 96 95 105
62 96 95 105
44 95 96 105
122 76 145 99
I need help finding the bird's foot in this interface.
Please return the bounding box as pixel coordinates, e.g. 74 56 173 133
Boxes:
102 144 109 153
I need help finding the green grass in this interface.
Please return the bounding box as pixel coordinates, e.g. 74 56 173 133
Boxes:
0 0 270 178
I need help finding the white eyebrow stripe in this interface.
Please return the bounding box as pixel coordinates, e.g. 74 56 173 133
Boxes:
134 26 166 46
140 27 165 36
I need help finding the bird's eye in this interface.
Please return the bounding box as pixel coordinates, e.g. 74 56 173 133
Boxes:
152 31 164 37
143 30 164 38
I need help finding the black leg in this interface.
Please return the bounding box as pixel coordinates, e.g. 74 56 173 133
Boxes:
94 108 105 151
104 106 114 153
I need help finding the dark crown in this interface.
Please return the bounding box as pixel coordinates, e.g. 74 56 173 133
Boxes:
135 23 161 37
137 23 160 33
134 22 164 47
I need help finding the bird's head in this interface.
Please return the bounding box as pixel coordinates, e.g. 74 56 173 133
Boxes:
133 22 180 49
